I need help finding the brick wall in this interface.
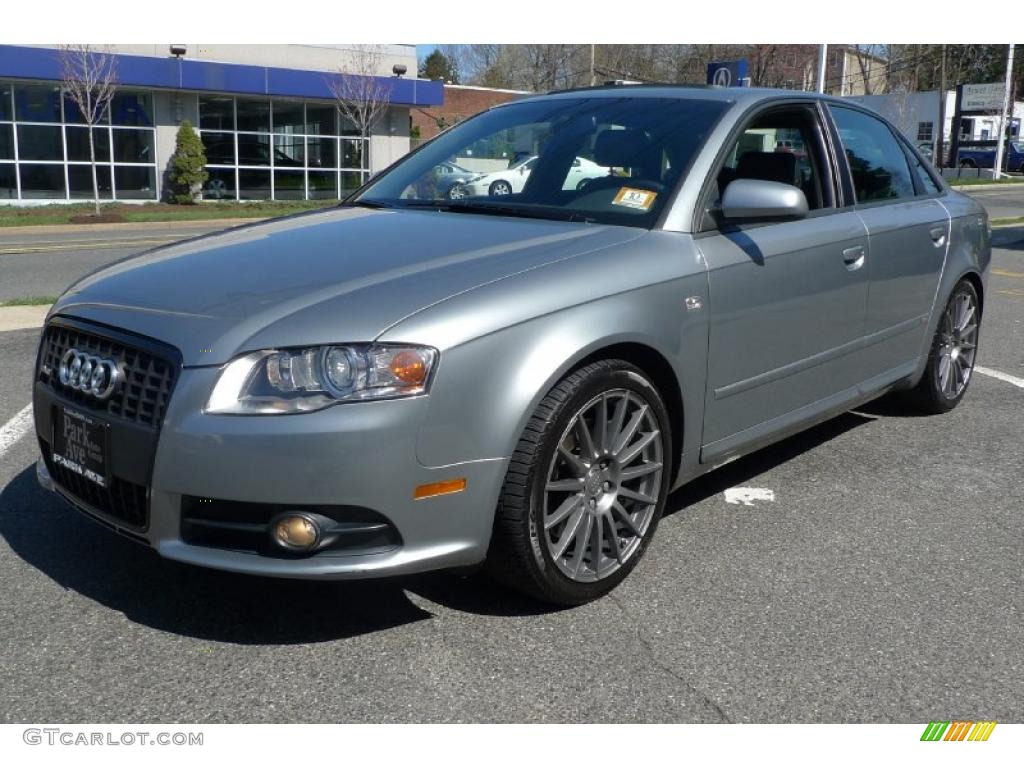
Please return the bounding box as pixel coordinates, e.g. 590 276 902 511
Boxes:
411 85 528 140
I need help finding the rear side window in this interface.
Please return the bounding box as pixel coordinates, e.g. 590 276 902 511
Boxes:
830 106 915 203
908 150 941 194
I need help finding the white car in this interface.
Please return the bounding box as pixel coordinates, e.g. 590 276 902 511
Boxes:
455 156 611 198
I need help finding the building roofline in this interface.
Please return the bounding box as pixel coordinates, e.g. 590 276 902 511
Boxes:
0 44 443 107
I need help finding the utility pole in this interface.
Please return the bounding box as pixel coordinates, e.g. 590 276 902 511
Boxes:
994 44 1016 179
817 44 828 93
590 44 596 86
936 44 947 169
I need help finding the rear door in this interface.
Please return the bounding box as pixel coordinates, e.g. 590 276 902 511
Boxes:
696 103 871 463
827 105 949 380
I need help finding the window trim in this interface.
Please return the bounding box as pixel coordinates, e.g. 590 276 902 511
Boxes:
826 101 946 209
693 99 842 235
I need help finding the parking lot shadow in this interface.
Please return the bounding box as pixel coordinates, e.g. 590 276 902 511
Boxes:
0 465 559 643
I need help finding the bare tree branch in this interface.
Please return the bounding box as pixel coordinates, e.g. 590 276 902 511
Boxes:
326 45 393 177
58 44 118 216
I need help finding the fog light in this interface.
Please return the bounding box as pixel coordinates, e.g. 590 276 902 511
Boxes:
271 513 320 550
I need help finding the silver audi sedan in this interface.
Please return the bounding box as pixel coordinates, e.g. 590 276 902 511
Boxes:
33 86 990 605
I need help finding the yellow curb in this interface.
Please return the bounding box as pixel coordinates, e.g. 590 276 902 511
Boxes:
0 217 266 236
0 305 51 332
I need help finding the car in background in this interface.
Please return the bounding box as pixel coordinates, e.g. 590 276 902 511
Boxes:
457 155 611 197
433 161 477 199
957 141 1024 172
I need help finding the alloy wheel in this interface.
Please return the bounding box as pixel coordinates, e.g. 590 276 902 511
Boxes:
542 389 664 583
936 289 979 399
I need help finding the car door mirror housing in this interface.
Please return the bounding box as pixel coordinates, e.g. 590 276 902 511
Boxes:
720 178 809 221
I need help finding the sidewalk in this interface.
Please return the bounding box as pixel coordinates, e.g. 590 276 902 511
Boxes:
0 217 263 238
0 305 49 333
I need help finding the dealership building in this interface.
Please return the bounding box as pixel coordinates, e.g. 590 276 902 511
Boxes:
0 44 442 203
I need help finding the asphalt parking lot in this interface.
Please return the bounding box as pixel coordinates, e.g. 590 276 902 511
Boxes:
0 215 1021 723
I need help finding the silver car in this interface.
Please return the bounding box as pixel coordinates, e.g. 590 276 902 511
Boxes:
33 87 990 605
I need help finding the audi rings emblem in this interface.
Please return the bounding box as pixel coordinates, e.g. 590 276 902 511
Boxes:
58 349 121 400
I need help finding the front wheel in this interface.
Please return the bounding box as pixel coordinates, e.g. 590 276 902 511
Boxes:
489 180 512 196
486 360 671 605
907 279 980 413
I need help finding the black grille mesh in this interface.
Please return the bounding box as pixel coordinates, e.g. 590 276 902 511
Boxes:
38 323 178 429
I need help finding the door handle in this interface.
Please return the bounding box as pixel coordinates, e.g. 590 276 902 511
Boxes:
929 226 947 247
842 245 865 271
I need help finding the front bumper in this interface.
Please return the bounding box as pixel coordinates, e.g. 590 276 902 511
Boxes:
35 361 507 580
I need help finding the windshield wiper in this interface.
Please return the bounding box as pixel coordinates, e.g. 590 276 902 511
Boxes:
443 201 592 223
343 199 395 209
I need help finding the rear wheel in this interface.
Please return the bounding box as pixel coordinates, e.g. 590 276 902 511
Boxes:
489 180 512 196
907 279 980 413
486 360 671 605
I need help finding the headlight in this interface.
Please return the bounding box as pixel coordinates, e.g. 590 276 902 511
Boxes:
205 344 437 415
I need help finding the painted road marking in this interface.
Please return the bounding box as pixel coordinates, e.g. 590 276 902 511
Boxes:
0 404 33 459
976 365 1024 390
724 487 776 506
0 237 176 255
992 268 1024 279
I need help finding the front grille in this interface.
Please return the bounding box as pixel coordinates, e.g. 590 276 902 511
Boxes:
37 320 180 429
40 437 149 530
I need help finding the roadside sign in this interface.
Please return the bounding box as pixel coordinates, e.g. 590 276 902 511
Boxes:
961 82 1005 112
707 60 749 88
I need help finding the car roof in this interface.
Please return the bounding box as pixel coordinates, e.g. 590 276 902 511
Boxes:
510 84 851 110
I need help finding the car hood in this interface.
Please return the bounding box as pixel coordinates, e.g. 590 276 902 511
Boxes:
52 207 644 366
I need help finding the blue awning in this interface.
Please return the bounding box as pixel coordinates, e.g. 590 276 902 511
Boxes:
0 45 443 106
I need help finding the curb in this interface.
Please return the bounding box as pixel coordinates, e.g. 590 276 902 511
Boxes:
0 305 50 333
952 183 1024 191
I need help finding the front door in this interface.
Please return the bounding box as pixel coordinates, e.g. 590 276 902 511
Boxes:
697 104 871 463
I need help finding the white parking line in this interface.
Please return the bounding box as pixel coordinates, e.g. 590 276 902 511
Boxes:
0 404 33 459
976 365 1024 390
724 487 776 506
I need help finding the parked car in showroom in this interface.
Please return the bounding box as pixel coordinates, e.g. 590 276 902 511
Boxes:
34 86 989 605
454 154 611 197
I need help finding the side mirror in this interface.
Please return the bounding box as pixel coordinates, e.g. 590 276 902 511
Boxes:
720 178 808 220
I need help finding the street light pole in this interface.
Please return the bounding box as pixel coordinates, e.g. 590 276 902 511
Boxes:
817 44 828 93
935 44 947 169
590 44 596 87
994 43 1016 179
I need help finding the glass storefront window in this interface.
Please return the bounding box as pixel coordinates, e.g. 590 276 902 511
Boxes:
273 102 304 134
236 99 270 133
237 134 272 166
0 124 13 160
63 97 110 125
66 126 111 162
16 86 62 122
238 169 272 200
201 132 236 166
341 139 364 170
199 97 234 131
112 129 155 163
308 170 337 199
305 105 336 135
68 164 113 199
306 136 337 168
204 168 236 200
274 170 305 200
113 165 156 200
110 93 153 127
0 83 11 121
273 135 304 167
0 163 15 199
19 164 66 198
341 171 364 195
17 125 64 161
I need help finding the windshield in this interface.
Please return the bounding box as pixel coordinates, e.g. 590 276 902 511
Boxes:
355 96 728 228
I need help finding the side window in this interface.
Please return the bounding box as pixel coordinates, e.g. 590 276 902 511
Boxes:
830 106 916 203
907 150 940 195
715 107 830 211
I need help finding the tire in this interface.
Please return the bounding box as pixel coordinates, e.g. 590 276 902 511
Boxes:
446 184 468 200
485 360 672 605
575 178 591 191
959 159 976 169
906 279 981 414
489 180 513 196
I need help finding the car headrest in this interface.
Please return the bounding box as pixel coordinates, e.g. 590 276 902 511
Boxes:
593 129 653 168
736 151 798 186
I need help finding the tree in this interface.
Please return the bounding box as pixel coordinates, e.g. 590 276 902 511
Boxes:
419 48 459 84
327 46 394 179
168 120 208 204
58 45 117 217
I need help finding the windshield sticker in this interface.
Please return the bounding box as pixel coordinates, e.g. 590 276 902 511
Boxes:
612 187 657 211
